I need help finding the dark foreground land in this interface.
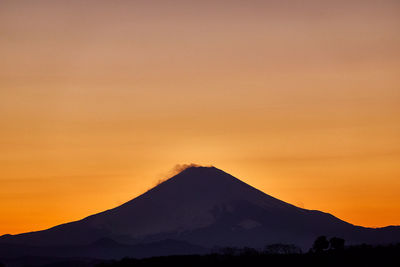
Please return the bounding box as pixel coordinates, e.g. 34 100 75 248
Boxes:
2 243 398 267
96 244 400 267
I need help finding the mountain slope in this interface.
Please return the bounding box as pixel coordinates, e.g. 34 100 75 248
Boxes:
1 166 399 252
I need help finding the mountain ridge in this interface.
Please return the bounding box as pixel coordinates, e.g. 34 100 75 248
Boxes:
1 166 399 257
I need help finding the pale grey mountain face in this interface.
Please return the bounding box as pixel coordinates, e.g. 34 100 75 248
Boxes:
1 166 399 254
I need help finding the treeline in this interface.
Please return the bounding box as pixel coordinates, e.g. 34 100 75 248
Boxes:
95 241 400 267
1 238 399 267
215 235 345 255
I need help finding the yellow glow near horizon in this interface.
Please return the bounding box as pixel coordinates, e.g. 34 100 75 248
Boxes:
0 0 400 234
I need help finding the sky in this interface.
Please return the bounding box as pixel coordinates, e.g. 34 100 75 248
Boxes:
0 0 399 235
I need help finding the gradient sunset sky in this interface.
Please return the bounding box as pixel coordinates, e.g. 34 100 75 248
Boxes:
1 0 399 235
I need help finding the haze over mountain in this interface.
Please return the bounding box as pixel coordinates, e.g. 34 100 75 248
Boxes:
1 166 399 260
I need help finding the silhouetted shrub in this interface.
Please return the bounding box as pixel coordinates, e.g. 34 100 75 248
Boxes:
219 246 240 256
239 247 259 256
329 237 345 250
313 235 329 252
264 243 302 254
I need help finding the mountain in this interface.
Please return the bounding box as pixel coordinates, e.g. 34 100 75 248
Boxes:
1 166 399 260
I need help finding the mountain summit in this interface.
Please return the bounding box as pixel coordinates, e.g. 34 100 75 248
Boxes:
1 166 399 258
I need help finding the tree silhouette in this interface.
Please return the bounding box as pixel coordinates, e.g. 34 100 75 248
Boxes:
219 246 239 256
240 247 259 256
312 236 329 252
329 237 345 250
264 244 302 254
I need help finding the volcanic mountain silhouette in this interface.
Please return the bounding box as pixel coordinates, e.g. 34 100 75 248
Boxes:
1 166 400 258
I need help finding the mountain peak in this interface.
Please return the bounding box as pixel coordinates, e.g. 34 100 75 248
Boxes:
164 165 240 188
172 164 219 175
178 165 221 175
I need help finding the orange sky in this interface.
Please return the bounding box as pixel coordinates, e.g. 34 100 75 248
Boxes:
1 0 400 235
